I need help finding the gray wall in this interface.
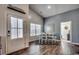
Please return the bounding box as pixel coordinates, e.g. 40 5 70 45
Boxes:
29 9 43 42
45 8 79 43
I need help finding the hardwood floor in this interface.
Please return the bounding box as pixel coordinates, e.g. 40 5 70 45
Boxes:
10 40 79 55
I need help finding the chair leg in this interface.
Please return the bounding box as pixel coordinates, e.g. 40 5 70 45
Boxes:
47 39 49 44
40 39 42 44
51 40 53 44
41 40 43 44
39 39 41 44
44 40 46 44
48 39 50 44
39 39 40 44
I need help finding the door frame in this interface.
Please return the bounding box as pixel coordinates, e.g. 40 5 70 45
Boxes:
60 21 72 42
6 13 25 54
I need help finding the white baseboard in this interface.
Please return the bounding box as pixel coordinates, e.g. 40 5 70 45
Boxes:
29 39 37 42
62 39 79 45
71 42 79 45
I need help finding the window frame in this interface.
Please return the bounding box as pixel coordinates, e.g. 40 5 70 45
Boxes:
8 14 24 40
30 23 36 36
30 23 41 36
35 24 41 35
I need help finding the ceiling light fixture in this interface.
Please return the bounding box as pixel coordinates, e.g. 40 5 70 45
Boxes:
47 5 51 9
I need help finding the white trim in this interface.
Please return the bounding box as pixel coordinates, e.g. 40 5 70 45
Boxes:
60 21 72 42
61 39 71 43
60 38 79 46
71 42 79 45
62 39 79 46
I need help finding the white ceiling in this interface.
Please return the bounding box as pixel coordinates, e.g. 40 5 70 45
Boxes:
30 4 79 18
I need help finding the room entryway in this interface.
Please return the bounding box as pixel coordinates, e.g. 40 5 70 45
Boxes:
60 21 72 42
6 14 25 54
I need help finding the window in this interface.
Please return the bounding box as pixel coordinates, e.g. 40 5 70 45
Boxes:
36 24 41 35
30 23 41 36
18 19 23 38
11 16 23 39
30 23 36 36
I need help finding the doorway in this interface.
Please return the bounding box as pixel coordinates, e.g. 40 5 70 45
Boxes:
6 14 25 54
60 21 72 42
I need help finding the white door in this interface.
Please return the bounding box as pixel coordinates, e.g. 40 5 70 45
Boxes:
6 14 25 54
61 21 72 41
